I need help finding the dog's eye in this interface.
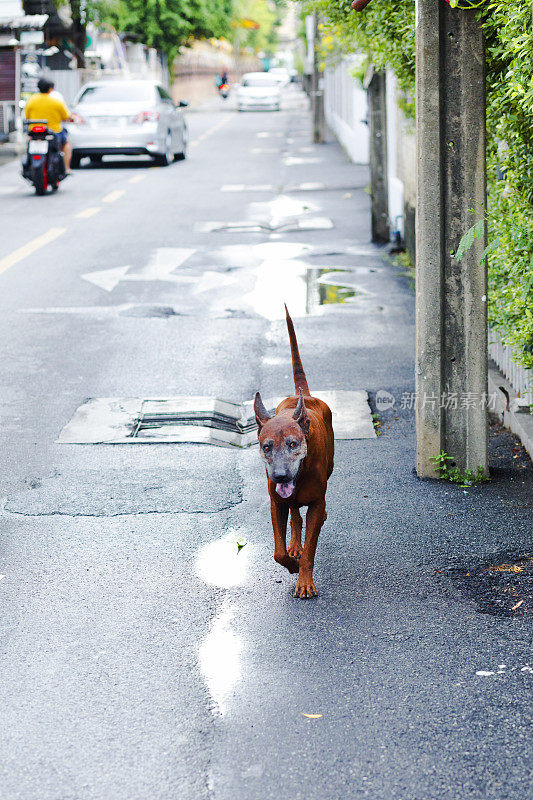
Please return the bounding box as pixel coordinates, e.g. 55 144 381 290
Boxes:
263 444 272 453
289 441 297 449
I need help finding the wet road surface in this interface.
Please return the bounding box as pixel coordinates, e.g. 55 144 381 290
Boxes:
0 86 532 800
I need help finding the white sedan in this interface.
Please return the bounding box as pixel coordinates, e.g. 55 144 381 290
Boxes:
268 67 291 88
236 73 281 112
67 80 188 167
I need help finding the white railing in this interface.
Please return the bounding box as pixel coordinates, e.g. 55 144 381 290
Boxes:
0 101 16 136
489 328 533 409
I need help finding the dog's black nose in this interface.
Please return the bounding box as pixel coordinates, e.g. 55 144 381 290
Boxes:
272 472 290 483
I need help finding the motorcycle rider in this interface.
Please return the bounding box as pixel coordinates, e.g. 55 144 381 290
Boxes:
24 77 72 173
215 70 229 90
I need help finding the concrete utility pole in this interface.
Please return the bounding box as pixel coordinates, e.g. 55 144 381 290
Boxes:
416 0 488 477
309 13 325 143
366 70 389 243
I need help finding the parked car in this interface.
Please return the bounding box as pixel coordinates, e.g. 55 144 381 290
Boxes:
67 80 188 167
268 67 291 88
236 73 281 112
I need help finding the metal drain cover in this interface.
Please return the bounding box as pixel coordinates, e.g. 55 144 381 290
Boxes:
57 392 375 447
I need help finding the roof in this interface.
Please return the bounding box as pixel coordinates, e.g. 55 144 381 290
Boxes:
0 13 48 29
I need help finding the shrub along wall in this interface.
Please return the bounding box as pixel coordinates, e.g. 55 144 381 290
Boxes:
306 0 533 368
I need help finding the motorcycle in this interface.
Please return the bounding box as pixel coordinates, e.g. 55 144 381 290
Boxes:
218 83 229 100
22 120 66 195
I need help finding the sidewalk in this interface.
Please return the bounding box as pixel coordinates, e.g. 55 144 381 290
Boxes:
0 139 21 167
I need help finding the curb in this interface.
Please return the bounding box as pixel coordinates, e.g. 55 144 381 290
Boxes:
489 364 533 460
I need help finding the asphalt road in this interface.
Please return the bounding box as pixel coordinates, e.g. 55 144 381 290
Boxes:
0 85 531 800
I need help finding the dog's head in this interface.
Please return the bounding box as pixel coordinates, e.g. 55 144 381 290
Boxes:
254 389 309 499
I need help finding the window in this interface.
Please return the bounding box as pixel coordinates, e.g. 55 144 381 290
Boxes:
157 86 173 102
77 83 156 104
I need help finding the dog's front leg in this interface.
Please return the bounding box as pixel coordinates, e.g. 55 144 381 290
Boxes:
288 507 303 559
294 499 326 598
271 500 300 574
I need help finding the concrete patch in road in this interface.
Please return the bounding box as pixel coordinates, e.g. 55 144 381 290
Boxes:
220 183 326 193
283 157 322 166
221 184 276 192
194 217 333 233
20 304 187 318
284 182 326 192
57 391 375 446
4 462 242 516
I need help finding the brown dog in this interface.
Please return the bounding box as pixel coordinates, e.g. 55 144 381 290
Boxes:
254 306 334 598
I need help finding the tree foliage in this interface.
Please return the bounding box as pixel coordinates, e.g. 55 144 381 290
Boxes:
231 0 282 54
99 0 234 66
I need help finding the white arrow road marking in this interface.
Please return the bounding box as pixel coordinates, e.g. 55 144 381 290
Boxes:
81 248 196 292
82 265 131 292
193 271 236 294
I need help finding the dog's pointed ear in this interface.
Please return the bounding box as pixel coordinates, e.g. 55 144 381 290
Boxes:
254 392 272 433
293 388 310 437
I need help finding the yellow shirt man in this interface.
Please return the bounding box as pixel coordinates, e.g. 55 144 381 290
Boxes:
24 91 70 133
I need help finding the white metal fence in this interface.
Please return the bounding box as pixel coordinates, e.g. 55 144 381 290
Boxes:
324 57 369 165
489 329 533 409
50 70 82 105
0 101 16 135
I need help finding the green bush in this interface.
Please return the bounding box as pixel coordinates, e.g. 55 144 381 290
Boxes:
303 0 533 367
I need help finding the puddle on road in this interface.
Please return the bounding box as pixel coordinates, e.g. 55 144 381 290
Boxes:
248 195 319 224
243 263 372 320
199 601 242 717
196 532 249 589
196 532 248 715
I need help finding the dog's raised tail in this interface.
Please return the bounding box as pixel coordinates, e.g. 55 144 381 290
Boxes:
285 304 310 395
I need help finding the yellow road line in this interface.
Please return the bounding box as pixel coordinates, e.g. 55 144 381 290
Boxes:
205 116 232 137
190 114 232 147
129 174 146 184
102 189 125 203
76 207 101 219
0 227 66 276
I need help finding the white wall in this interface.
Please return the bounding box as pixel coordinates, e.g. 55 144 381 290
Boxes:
324 57 369 165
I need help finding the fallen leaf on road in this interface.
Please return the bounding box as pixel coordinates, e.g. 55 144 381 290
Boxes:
236 537 247 552
511 600 524 611
302 713 322 719
491 564 525 573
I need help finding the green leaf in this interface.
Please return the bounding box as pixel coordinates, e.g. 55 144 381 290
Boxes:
478 239 498 263
455 219 485 261
455 225 477 261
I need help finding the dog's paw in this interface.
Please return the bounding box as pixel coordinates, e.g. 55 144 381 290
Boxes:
294 575 318 599
287 542 303 559
274 553 301 574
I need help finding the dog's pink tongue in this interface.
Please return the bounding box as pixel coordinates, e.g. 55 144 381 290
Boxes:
276 482 295 499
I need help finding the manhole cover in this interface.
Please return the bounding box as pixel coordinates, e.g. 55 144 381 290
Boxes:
132 399 258 441
57 391 376 447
